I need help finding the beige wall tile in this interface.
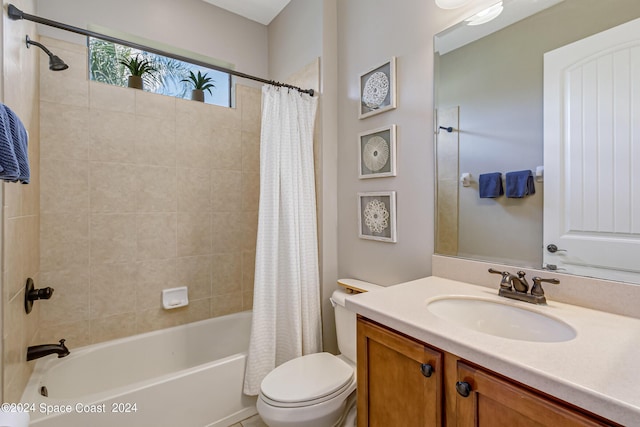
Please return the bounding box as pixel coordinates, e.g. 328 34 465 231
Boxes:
88 109 137 163
135 90 176 119
178 167 211 212
5 218 26 299
135 306 185 334
40 159 89 213
242 211 259 251
90 162 137 213
4 184 23 219
176 256 211 300
176 100 213 147
90 263 138 317
241 131 260 172
40 213 89 272
40 73 89 107
208 103 241 131
212 252 242 295
90 214 137 264
35 52 259 348
40 268 90 325
40 102 90 161
242 290 254 311
242 171 260 212
211 127 242 170
134 115 176 167
90 81 135 114
3 291 26 398
211 212 243 253
136 259 177 310
177 211 212 256
211 169 242 212
176 139 211 170
39 319 91 349
186 298 211 323
136 166 177 212
136 213 177 260
91 313 136 343
242 250 256 294
239 86 262 134
211 292 243 317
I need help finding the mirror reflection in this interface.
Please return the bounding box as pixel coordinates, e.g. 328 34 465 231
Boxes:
434 0 640 283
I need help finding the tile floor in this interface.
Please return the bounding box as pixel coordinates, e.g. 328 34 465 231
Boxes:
229 414 268 427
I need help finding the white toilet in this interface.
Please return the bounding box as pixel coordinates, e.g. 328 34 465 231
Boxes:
256 279 382 427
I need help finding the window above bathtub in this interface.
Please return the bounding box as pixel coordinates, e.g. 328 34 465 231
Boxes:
88 36 232 107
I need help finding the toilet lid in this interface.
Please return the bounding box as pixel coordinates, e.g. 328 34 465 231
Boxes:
260 352 354 404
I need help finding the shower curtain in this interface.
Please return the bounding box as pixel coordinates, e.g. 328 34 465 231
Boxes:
243 85 322 396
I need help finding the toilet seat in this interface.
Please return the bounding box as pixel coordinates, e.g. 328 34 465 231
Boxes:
260 352 355 408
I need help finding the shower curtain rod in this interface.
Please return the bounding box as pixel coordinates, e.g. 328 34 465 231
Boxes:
7 4 315 96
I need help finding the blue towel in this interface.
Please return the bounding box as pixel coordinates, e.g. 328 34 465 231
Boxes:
0 104 30 183
0 105 20 181
478 172 503 198
505 170 535 198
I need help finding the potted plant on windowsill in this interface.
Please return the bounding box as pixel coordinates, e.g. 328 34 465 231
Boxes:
119 55 158 90
181 71 215 102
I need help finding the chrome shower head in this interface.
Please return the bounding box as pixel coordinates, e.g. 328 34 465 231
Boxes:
25 35 69 71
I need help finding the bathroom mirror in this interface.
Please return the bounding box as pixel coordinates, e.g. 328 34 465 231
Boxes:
434 0 640 283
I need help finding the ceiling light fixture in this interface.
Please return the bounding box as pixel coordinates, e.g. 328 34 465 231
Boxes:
465 1 504 26
435 0 472 9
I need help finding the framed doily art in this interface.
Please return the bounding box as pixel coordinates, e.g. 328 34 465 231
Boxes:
358 191 397 243
359 57 397 119
358 125 397 179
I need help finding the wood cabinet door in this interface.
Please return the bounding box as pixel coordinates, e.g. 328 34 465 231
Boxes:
357 317 443 427
455 361 615 427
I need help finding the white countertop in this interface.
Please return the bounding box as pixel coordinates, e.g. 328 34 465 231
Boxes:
345 276 640 426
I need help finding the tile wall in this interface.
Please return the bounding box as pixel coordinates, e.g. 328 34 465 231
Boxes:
2 0 41 402
38 36 261 347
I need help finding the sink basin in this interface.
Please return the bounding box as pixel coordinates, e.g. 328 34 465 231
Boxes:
427 296 576 342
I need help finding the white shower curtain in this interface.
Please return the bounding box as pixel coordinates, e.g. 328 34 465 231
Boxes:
243 85 322 396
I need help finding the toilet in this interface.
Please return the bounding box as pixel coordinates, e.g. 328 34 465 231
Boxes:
256 279 382 427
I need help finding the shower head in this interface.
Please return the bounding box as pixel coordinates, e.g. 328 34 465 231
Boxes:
25 35 69 71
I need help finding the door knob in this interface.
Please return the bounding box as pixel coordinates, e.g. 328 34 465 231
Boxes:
421 363 434 378
456 381 472 397
546 244 567 253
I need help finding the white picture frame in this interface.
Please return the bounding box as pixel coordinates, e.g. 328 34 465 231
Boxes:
358 125 397 179
359 57 397 119
358 191 397 243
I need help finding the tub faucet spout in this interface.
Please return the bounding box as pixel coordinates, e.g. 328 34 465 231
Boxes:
27 339 70 361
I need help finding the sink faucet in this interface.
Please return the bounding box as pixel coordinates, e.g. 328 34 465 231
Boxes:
27 339 70 361
489 269 559 304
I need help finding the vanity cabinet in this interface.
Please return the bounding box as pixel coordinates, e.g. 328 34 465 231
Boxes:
455 361 610 427
357 317 443 426
357 317 618 427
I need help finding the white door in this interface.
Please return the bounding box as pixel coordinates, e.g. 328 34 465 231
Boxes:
544 17 640 283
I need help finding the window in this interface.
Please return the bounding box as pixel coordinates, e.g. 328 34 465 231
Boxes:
88 37 232 107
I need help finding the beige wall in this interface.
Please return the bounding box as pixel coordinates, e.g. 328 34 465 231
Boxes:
38 36 260 347
2 0 41 403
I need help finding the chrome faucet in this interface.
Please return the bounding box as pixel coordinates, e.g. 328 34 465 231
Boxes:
489 268 559 304
27 339 70 361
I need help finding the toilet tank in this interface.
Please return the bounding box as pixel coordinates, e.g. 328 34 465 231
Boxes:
331 279 383 363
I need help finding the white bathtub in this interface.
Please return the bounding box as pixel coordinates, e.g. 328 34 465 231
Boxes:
21 311 257 427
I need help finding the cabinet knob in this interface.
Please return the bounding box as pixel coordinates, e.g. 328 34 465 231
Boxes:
455 381 472 397
420 363 433 378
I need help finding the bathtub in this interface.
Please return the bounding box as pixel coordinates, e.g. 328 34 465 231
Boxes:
21 311 257 427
